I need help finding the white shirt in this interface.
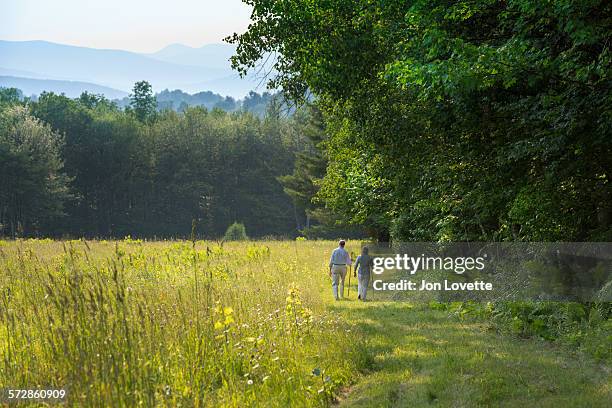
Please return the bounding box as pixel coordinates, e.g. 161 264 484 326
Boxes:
329 247 352 267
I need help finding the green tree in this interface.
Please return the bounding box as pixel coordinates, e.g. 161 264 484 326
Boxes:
224 222 248 241
32 92 147 236
278 104 365 238
129 81 157 122
0 106 70 236
0 87 22 107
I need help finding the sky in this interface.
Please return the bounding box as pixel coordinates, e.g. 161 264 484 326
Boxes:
1 0 253 53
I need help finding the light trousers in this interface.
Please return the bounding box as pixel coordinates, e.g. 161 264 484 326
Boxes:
331 265 347 299
358 273 370 300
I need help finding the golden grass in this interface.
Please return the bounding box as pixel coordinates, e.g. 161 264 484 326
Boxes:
0 239 361 407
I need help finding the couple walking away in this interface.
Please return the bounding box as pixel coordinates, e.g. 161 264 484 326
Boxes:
328 240 373 301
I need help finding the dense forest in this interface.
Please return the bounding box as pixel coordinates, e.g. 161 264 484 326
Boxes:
229 0 611 242
0 82 350 238
2 1 610 242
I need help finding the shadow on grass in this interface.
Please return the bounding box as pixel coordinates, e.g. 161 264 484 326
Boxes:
329 301 611 408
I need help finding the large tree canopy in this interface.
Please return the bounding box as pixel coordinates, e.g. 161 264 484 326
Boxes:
229 0 612 241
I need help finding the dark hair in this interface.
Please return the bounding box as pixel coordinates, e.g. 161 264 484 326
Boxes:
339 240 346 247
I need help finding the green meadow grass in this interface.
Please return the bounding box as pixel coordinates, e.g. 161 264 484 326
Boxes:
0 239 361 407
0 239 609 407
335 302 611 407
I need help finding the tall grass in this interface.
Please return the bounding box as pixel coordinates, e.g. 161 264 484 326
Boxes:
0 239 361 407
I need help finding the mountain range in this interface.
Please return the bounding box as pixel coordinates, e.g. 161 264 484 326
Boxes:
0 75 129 99
0 40 268 98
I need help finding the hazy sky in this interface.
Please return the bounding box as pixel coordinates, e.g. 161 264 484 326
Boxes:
1 0 252 52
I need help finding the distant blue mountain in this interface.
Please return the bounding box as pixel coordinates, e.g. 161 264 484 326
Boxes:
0 66 69 80
145 43 236 69
0 76 128 99
0 40 265 98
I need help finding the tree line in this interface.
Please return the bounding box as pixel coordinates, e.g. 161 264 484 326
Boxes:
117 89 278 118
229 0 611 242
0 82 350 238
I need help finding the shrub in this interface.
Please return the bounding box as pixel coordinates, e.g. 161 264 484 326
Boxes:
224 222 248 241
442 300 612 362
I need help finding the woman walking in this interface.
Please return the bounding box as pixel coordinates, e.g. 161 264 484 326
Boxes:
354 246 373 301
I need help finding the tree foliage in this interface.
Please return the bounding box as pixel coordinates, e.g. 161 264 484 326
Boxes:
129 80 157 122
224 222 248 241
0 87 326 238
0 106 70 235
229 0 612 241
278 103 367 238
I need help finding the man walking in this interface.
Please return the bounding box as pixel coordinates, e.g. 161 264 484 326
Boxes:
329 240 352 300
354 246 373 301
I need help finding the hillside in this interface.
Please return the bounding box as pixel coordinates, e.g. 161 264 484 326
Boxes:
0 40 265 97
0 75 128 99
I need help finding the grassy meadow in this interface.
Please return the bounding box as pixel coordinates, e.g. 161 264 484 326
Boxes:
1 239 610 407
0 239 362 407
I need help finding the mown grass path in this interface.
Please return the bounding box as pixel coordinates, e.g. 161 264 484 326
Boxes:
330 300 611 407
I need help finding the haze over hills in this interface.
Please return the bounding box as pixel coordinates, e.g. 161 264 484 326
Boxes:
0 40 267 98
0 76 128 99
145 43 237 69
0 66 69 81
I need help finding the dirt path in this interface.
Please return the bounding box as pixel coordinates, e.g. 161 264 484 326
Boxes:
329 301 611 407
